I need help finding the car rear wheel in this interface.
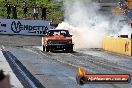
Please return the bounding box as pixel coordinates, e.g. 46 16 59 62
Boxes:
68 47 73 53
69 48 73 53
45 46 49 52
42 45 45 51
65 47 73 53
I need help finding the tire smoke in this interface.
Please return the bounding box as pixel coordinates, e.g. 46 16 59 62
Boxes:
56 0 132 48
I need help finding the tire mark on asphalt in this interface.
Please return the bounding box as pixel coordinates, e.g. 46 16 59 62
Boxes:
25 47 132 88
27 47 119 88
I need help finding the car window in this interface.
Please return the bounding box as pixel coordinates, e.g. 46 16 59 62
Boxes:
60 30 69 36
54 31 60 35
47 31 54 36
47 30 69 36
60 31 67 35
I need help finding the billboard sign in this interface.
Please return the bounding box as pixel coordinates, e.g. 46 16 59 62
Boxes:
0 19 52 36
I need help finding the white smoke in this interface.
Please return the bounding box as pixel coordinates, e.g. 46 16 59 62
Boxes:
56 0 132 48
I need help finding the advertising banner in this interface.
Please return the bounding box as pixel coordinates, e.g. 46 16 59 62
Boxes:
0 19 51 36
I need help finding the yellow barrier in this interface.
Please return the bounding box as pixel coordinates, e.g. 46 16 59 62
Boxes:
102 36 132 56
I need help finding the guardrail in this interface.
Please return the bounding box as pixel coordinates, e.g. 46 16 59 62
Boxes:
102 36 132 56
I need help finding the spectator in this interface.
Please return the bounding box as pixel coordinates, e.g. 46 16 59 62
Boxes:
5 2 11 19
33 6 39 20
22 3 28 19
12 4 17 19
41 7 46 20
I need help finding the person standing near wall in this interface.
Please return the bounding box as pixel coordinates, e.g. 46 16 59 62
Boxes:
33 6 39 20
5 2 11 19
41 7 46 20
12 4 17 19
22 2 28 19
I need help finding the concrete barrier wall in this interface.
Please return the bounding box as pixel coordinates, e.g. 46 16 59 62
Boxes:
102 36 132 56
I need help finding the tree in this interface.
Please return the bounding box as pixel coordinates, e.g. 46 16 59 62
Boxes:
0 0 63 23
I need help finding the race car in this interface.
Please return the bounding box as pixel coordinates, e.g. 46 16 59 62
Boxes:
42 29 74 52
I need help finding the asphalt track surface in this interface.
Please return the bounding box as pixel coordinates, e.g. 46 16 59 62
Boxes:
0 35 132 88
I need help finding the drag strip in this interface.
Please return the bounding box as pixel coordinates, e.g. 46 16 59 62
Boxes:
2 45 132 88
31 46 132 88
5 46 81 88
33 46 132 74
1 47 45 88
